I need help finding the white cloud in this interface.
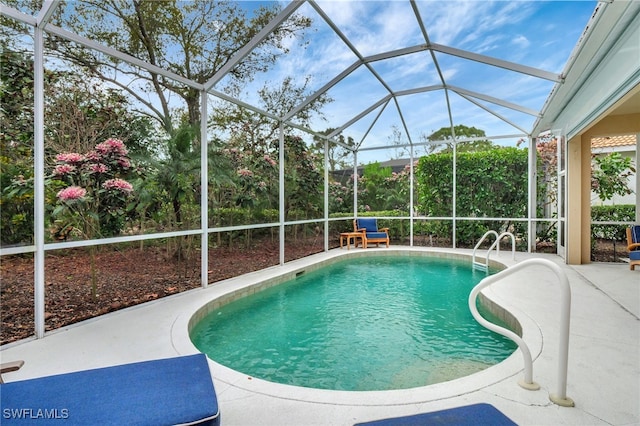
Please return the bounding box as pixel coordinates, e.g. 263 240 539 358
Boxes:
512 35 530 50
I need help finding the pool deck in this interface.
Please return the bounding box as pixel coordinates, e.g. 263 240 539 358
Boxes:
1 247 638 425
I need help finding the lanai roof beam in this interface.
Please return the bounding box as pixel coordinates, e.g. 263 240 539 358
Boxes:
0 3 37 25
36 0 59 27
449 85 540 117
358 133 528 152
328 96 392 140
394 85 444 97
393 97 414 147
457 93 530 135
355 99 392 150
431 43 563 83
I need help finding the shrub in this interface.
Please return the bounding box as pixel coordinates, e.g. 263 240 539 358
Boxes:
50 138 135 239
591 205 636 241
416 147 528 245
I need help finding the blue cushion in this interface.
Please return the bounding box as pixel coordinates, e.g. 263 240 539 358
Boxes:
357 218 378 232
0 354 219 425
366 232 388 239
354 403 517 425
632 226 640 244
630 250 640 261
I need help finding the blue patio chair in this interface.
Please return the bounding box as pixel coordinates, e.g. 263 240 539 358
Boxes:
0 354 220 425
627 225 640 271
354 218 390 248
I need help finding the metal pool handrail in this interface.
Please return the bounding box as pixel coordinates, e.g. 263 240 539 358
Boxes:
468 258 575 407
472 230 516 271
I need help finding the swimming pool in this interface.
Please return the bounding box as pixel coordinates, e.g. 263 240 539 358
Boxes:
190 254 517 391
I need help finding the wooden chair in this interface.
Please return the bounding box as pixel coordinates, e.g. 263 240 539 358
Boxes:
626 225 640 271
354 218 390 248
0 360 24 384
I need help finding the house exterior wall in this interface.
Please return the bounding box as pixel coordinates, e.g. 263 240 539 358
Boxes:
571 114 640 264
544 4 640 265
567 135 585 265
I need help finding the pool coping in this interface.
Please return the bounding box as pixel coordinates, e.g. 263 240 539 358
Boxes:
170 247 544 406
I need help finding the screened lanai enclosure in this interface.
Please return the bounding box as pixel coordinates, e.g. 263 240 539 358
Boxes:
1 0 638 343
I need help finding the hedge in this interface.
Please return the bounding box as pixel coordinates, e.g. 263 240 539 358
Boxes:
415 147 529 245
591 204 636 241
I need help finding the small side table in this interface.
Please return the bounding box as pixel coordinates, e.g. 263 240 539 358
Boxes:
340 232 362 250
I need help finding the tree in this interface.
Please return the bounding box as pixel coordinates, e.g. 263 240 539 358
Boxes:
209 75 330 218
37 0 312 136
276 135 323 220
311 128 354 172
211 76 331 146
423 124 494 153
1 50 35 244
44 73 159 159
360 162 393 212
591 152 636 203
388 125 410 159
154 124 201 227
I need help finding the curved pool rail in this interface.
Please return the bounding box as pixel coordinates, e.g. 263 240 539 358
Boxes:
472 231 516 272
468 258 575 407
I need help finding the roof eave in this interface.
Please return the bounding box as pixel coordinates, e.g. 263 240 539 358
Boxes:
531 0 634 137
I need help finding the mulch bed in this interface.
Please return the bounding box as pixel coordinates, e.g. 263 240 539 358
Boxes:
1 238 326 345
592 238 630 263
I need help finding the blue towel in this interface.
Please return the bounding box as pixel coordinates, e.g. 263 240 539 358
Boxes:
354 403 517 425
1 354 219 425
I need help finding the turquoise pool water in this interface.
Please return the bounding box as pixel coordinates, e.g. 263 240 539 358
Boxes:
190 255 517 391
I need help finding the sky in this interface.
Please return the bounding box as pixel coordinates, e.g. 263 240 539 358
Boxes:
229 0 598 163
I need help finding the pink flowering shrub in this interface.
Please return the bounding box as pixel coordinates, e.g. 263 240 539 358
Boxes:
53 164 76 176
56 186 87 201
237 168 254 177
95 138 128 156
55 153 85 163
51 138 135 238
263 155 276 167
218 147 274 209
89 163 108 174
214 134 322 213
102 178 134 193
